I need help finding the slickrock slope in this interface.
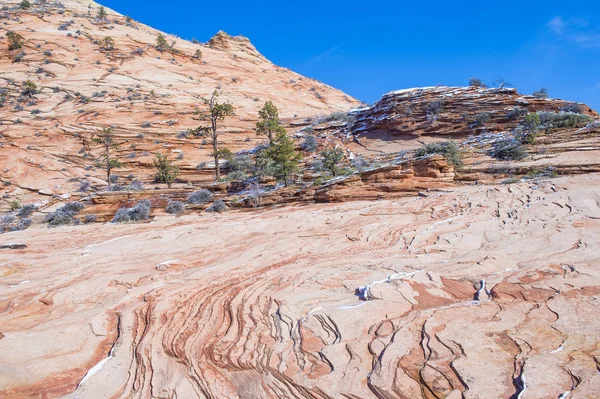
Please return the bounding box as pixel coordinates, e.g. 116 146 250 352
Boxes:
1 173 600 398
0 0 359 207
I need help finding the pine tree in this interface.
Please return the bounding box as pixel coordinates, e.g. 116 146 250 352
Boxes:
156 34 170 51
153 153 179 188
100 37 115 51
255 101 285 144
92 127 122 188
261 130 300 186
195 91 234 181
97 6 107 20
320 147 344 176
6 31 24 51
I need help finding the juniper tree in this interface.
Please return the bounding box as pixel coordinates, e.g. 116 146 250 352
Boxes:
195 91 234 180
22 80 38 97
6 31 24 51
92 127 122 188
320 147 344 176
100 37 115 51
193 49 202 60
256 101 285 144
153 153 179 188
97 6 107 20
257 130 300 186
156 34 169 51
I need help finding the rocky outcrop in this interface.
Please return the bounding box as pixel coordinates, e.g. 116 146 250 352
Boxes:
207 30 267 61
314 155 455 202
351 86 598 139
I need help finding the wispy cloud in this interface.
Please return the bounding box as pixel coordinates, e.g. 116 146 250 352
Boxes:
304 43 343 66
547 16 566 34
546 16 600 49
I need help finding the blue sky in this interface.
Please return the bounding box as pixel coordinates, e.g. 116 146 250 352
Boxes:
102 0 600 110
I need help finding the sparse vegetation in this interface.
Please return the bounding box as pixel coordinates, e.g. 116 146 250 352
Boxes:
490 138 528 161
300 135 318 152
78 180 91 192
537 111 593 130
532 88 548 99
256 131 301 186
524 167 558 180
187 189 212 205
506 106 527 120
46 202 85 227
100 37 115 51
156 33 171 52
256 101 285 144
206 199 227 213
314 111 353 125
13 51 26 63
193 49 202 59
153 153 179 188
319 147 345 176
560 103 584 114
194 91 234 181
426 100 444 122
225 154 252 181
92 127 122 188
18 204 37 218
165 200 184 215
22 80 38 96
515 113 541 144
469 77 483 87
473 112 491 127
97 5 107 20
414 141 461 166
112 200 151 223
84 214 97 224
1 213 32 234
7 31 24 51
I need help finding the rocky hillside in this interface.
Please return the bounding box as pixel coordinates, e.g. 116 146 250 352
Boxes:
0 0 359 208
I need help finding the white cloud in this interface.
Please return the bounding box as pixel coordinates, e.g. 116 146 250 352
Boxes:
305 44 343 65
546 16 600 49
547 16 565 34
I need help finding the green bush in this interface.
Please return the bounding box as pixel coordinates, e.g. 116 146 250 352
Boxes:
490 138 528 161
414 141 461 166
537 111 593 130
532 88 548 99
469 77 483 87
319 147 345 176
153 153 179 188
6 31 23 51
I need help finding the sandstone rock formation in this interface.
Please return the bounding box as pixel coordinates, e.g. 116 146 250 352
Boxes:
0 0 359 210
2 174 600 398
2 1 600 399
